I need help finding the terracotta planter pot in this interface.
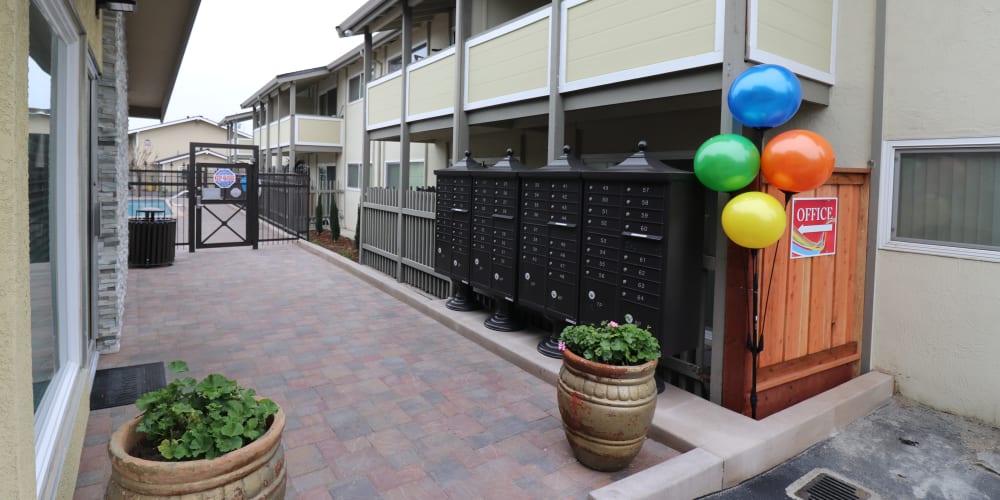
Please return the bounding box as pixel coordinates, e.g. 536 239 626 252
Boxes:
106 407 286 499
557 349 658 472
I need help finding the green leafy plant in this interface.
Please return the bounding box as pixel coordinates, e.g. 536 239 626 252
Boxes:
329 196 341 241
134 361 279 461
559 320 661 366
315 198 324 235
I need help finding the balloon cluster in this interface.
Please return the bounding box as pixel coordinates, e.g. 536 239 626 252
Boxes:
694 64 835 249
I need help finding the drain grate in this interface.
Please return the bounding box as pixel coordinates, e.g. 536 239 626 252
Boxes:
787 469 878 500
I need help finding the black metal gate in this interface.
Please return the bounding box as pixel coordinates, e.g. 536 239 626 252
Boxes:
191 160 257 249
184 142 308 252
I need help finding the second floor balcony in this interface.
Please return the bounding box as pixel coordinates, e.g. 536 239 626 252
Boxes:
253 114 345 152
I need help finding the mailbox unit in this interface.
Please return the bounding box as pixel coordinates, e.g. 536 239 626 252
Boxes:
470 150 531 331
578 144 704 356
434 153 486 311
433 143 705 364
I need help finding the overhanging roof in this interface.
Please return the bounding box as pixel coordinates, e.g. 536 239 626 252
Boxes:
126 0 201 120
336 0 453 38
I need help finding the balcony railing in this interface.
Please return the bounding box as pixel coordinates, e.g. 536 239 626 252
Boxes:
359 0 836 127
252 114 345 149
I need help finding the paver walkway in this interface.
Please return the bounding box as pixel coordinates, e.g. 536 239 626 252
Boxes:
74 244 677 499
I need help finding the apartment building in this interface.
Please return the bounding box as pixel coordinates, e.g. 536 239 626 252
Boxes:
242 0 1000 427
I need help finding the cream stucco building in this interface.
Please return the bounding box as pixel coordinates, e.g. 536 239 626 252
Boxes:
0 0 199 497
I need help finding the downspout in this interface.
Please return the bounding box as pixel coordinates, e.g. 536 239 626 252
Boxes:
861 0 887 374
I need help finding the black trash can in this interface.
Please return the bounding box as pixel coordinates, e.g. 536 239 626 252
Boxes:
128 210 176 268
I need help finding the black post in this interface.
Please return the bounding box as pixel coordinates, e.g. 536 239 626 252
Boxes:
747 128 766 419
446 281 481 311
747 248 764 419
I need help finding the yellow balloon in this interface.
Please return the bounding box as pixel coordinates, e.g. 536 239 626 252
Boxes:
721 192 787 249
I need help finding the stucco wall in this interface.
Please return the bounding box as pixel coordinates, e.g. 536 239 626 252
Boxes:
872 0 1000 426
0 0 40 496
133 120 231 165
774 0 876 169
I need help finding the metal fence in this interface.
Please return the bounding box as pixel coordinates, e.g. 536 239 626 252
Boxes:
259 173 309 242
361 187 449 298
128 167 189 246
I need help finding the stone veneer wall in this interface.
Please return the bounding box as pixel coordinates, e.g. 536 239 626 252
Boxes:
95 12 128 353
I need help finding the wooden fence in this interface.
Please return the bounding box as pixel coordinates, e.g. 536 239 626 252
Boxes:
361 187 449 298
723 168 871 418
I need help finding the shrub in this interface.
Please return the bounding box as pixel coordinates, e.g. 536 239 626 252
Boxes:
559 321 661 366
135 361 279 461
329 196 340 240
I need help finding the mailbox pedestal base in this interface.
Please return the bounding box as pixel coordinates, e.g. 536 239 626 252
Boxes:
537 321 566 359
446 282 481 311
484 299 523 332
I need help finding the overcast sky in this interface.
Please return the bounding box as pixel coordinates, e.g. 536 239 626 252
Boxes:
129 0 368 131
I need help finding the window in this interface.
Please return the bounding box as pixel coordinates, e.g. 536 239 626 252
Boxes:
880 139 1000 261
347 163 361 189
348 74 364 103
29 0 90 494
319 87 337 116
385 161 426 190
387 42 428 74
319 165 336 189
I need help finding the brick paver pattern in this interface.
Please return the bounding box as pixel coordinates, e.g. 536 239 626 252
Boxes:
74 244 678 499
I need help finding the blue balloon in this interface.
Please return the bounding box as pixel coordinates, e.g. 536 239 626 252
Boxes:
728 65 802 129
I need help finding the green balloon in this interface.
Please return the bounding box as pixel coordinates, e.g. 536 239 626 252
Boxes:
694 134 761 192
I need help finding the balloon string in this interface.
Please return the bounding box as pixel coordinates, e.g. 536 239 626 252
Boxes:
759 244 780 343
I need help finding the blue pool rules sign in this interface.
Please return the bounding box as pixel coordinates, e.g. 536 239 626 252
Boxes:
214 168 237 189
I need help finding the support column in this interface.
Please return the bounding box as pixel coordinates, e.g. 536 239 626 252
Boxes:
716 0 751 409
275 91 283 170
397 0 412 281
547 0 565 161
263 98 271 172
289 82 297 170
451 0 471 162
360 30 374 264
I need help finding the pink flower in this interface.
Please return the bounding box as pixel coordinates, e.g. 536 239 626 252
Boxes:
557 341 566 351
608 321 619 327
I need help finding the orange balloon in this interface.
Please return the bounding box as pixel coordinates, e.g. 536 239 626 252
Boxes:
761 130 835 193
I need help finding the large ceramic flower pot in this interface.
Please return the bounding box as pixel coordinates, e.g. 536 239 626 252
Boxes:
557 348 658 472
106 407 286 499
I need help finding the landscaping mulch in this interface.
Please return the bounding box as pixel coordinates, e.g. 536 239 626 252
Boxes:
308 230 358 261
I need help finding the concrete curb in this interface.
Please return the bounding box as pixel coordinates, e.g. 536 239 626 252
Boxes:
297 240 894 498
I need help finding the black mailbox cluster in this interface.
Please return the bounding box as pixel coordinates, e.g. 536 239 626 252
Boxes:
434 153 485 311
434 144 704 361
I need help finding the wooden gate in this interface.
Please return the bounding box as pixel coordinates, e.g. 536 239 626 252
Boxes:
722 168 871 418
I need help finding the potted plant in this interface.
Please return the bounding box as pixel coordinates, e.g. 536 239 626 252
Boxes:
106 361 286 499
556 320 660 472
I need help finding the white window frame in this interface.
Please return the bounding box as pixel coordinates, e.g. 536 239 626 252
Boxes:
879 137 1000 263
348 73 365 103
347 163 361 190
30 0 90 497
